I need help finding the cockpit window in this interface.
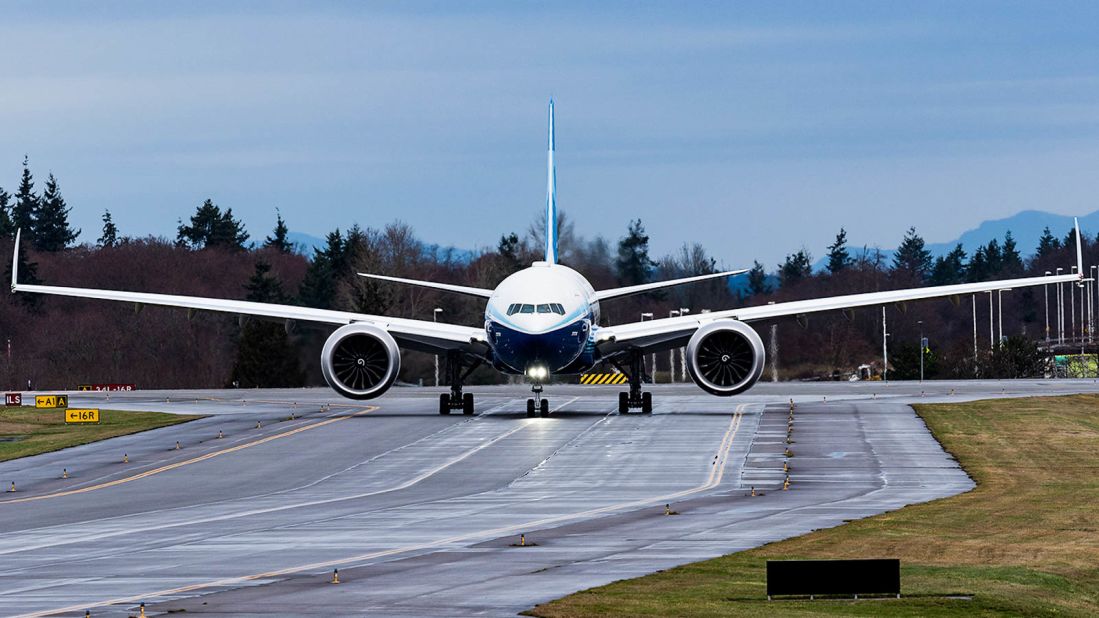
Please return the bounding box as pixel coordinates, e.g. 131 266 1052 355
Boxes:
508 303 565 316
519 304 535 314
507 303 521 316
536 304 552 314
552 303 565 315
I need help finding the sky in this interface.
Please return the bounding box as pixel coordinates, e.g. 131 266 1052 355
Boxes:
3 1 1099 269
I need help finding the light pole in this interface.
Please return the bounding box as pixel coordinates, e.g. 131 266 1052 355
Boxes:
1071 266 1077 341
1057 267 1064 344
987 291 994 352
641 312 654 382
918 320 925 383
679 308 690 382
972 293 978 369
1044 271 1051 344
881 307 888 382
669 310 681 382
433 308 443 387
997 289 1012 345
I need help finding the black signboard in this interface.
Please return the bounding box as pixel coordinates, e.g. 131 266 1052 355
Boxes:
766 559 900 598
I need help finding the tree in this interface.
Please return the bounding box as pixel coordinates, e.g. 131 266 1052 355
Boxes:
615 219 653 286
747 260 769 296
176 199 249 250
1001 231 1024 276
33 173 80 251
229 260 304 388
264 209 293 253
12 157 37 242
967 246 989 282
892 227 932 282
779 249 812 287
983 238 1003 276
826 228 852 274
929 243 967 286
298 229 345 309
1036 226 1060 258
0 187 12 238
97 210 119 247
497 232 524 274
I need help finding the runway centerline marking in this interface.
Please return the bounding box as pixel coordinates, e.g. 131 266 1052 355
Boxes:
19 404 749 618
0 407 378 505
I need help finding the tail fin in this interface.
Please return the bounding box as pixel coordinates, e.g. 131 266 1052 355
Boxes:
545 99 558 264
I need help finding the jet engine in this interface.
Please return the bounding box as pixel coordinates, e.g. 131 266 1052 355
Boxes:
320 323 401 399
685 320 766 396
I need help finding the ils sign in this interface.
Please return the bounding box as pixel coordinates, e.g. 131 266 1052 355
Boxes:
4 393 20 406
35 395 69 409
65 409 100 424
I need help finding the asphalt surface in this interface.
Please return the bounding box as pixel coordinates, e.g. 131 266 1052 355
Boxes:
0 379 1096 617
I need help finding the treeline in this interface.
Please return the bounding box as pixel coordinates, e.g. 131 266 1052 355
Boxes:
0 158 1088 390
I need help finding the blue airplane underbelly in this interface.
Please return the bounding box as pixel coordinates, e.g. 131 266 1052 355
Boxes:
487 318 589 373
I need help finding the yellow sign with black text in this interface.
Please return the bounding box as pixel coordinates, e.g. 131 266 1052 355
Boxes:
35 395 68 409
65 409 100 424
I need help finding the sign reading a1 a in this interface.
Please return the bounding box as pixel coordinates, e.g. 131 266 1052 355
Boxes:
35 395 69 409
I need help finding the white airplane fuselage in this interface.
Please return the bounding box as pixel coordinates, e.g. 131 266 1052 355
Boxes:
484 261 601 377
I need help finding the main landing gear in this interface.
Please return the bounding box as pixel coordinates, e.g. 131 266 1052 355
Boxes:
526 383 550 418
439 352 482 416
615 353 653 415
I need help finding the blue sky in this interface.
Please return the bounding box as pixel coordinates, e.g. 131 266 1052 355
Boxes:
3 1 1099 268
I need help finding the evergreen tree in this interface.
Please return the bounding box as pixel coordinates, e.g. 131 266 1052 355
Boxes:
229 260 304 388
825 228 852 274
298 229 345 309
1001 231 1024 276
779 249 813 286
929 243 967 286
1036 226 1060 258
0 187 12 238
983 238 1003 276
263 209 293 253
98 210 119 248
33 173 80 251
892 227 932 282
12 156 37 242
615 219 653 286
176 199 249 250
967 246 989 282
747 260 769 296
497 232 524 274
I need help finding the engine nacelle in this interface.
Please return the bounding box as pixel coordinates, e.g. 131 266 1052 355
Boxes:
320 323 401 400
686 320 766 396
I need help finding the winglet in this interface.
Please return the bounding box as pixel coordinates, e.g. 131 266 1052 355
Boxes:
1075 217 1084 279
10 228 19 293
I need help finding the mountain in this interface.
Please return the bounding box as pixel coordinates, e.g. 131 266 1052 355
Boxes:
812 209 1098 272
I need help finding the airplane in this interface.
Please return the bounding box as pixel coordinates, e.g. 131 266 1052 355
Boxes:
10 100 1086 418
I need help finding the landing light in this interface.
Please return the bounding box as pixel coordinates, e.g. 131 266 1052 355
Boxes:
526 365 549 380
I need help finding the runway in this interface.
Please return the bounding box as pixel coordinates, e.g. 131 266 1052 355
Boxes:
0 379 1095 616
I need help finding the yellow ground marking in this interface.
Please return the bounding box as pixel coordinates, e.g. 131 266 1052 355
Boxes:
0 407 377 506
20 404 747 618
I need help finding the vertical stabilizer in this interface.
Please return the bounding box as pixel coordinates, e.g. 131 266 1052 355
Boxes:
545 99 558 264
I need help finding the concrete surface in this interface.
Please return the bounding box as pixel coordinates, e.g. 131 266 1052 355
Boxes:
0 379 1095 616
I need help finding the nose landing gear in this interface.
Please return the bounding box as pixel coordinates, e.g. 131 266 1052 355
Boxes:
527 383 550 418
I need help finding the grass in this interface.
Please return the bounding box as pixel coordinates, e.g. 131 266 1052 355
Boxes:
528 394 1099 617
0 406 200 462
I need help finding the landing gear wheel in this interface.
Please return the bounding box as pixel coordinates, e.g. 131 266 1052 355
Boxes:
641 391 653 414
539 398 550 417
618 392 629 415
439 393 451 415
462 392 475 415
527 398 536 417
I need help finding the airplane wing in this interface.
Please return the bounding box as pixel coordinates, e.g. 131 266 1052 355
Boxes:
596 220 1086 356
357 272 494 299
594 270 747 302
11 231 487 355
